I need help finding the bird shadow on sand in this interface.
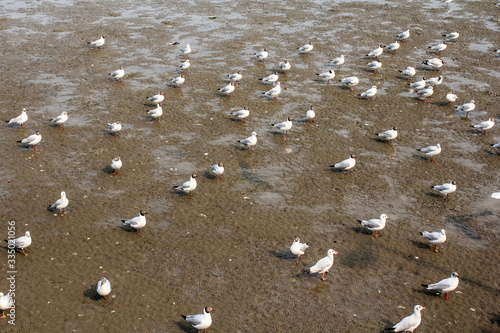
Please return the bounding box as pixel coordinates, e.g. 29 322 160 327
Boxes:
268 130 286 136
173 320 196 333
412 287 441 297
268 249 295 260
409 239 432 250
352 226 373 236
227 117 245 124
202 170 216 180
102 130 118 137
425 191 445 199
411 154 429 161
101 165 114 175
84 285 102 301
490 313 500 326
379 319 395 332
372 137 394 144
486 148 500 155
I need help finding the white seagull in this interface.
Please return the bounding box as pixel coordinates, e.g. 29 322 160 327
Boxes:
330 54 345 68
445 92 458 106
390 305 425 332
219 82 235 98
472 118 495 135
422 272 460 300
359 86 378 100
147 92 165 104
227 70 243 82
230 107 250 123
409 77 427 90
416 86 435 102
491 142 500 149
442 31 460 41
305 106 315 123
238 132 258 151
330 154 356 173
17 131 42 149
431 181 456 201
254 48 269 62
290 237 309 264
146 104 163 121
423 58 444 70
6 108 28 129
263 82 281 100
305 249 338 281
417 143 441 162
426 75 443 86
367 61 382 72
174 174 198 199
339 76 359 91
107 121 122 135
171 75 186 88
259 72 279 85
0 293 13 318
109 66 124 81
279 60 291 72
6 231 32 256
181 44 191 58
179 59 190 72
367 44 385 60
111 156 122 176
316 69 335 84
421 229 447 252
298 42 313 55
399 66 416 80
182 307 215 332
48 191 69 215
50 112 68 129
122 210 147 234
429 42 447 55
87 35 105 49
396 29 410 42
271 116 293 135
455 100 475 117
377 126 398 144
96 277 112 302
357 214 389 238
386 41 400 54
211 162 224 181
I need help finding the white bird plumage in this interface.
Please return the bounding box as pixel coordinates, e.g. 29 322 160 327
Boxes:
306 249 338 281
279 60 291 72
227 70 243 82
316 69 335 84
48 191 69 215
179 59 190 71
416 86 435 102
421 229 447 252
259 72 279 84
330 154 356 173
472 118 495 135
359 86 378 100
111 157 122 175
146 104 163 121
263 82 281 100
109 66 125 81
357 214 389 237
230 107 250 123
367 44 385 60
298 42 313 55
422 272 459 300
122 210 147 233
305 106 315 123
271 116 293 135
409 77 426 90
107 121 122 135
396 29 410 42
171 75 186 88
399 66 416 80
87 35 105 49
391 305 425 332
181 44 191 58
330 54 345 68
377 126 398 143
174 174 198 199
0 293 13 318
431 181 456 200
455 100 475 117
50 112 68 129
148 92 165 104
211 162 224 181
97 277 112 301
423 58 444 70
429 42 447 55
426 75 443 86
339 76 359 91
238 132 258 151
290 237 309 263
18 131 42 149
446 92 458 106
442 31 460 41
6 108 28 128
219 82 235 98
386 41 400 54
182 307 215 331
418 143 441 162
7 231 32 256
254 48 269 62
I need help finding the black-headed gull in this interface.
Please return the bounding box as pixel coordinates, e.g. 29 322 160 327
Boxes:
0 293 13 318
305 249 338 281
409 77 426 90
50 112 68 129
386 41 400 54
330 154 356 173
146 104 163 121
122 210 147 234
97 277 111 302
390 305 425 332
18 131 41 149
377 126 398 144
171 75 186 88
442 31 460 41
230 107 250 123
259 72 279 85
219 82 235 98
279 60 291 72
417 143 441 162
263 82 281 100
238 132 258 151
399 66 416 80
271 116 293 136
422 272 459 300
472 118 495 135
429 42 447 55
416 86 435 102
359 86 378 100
174 174 198 199
431 181 456 201
179 59 190 72
423 58 444 70
305 106 315 124
182 307 215 332
330 54 345 68
6 108 28 129
254 48 269 62
396 29 410 42
87 35 105 49
298 42 313 55
455 100 475 117
227 70 243 82
316 70 335 84
181 44 191 58
367 61 382 72
6 231 31 256
148 92 165 104
48 191 69 215
211 162 224 181
446 92 458 106
421 229 446 252
357 214 389 238
290 237 309 264
111 157 122 176
339 76 359 91
109 66 124 81
107 121 122 135
367 44 385 60
426 75 443 86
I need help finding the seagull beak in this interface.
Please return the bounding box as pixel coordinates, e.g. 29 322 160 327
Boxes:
386 217 390 219
422 307 426 310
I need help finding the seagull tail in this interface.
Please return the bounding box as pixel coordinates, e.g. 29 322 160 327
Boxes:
420 232 425 236
430 186 435 190
421 284 429 288
181 315 187 320
271 124 275 127
357 220 363 225
5 120 9 123
121 220 126 224
16 140 22 143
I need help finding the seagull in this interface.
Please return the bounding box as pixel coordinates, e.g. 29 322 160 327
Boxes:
179 59 190 72
0 293 13 318
174 174 198 199
111 156 122 176
423 58 444 70
491 142 500 148
6 108 28 129
431 181 456 201
445 92 458 106
50 112 68 129
146 104 163 121
359 86 378 100
399 66 416 80
416 86 435 102
298 42 313 55
279 60 291 72
339 76 359 91
219 82 235 98
17 131 42 149
472 118 495 135
422 272 460 300
48 191 69 215
109 66 125 81
87 35 105 49
305 106 315 123
96 277 111 302
171 75 186 88
396 29 410 42
417 143 441 162
421 229 447 252
330 154 356 173
259 72 279 85
263 82 281 100
429 42 447 55
211 162 224 181
147 92 165 104
386 41 400 54
230 107 250 123
367 44 385 60
426 75 443 87
330 54 345 68
271 116 293 136
357 214 389 238
122 210 147 234
107 121 122 135
238 132 258 151
409 77 427 90
455 100 475 117
182 307 215 332
367 61 382 72
442 31 460 41
316 70 335 84
181 44 191 58
377 126 398 144
290 237 309 264
5 231 31 256
227 70 243 82
305 249 338 281
254 48 269 62
389 305 425 332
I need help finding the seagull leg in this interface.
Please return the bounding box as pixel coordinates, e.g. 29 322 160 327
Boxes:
20 125 25 129
242 120 246 124
1 310 5 318
105 295 108 302
444 293 450 301
350 86 354 91
431 157 435 163
187 193 193 199
484 131 487 135
434 245 439 252
374 231 379 238
321 272 326 281
20 248 27 256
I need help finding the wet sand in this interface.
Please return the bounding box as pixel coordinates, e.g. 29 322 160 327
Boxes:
0 0 500 332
